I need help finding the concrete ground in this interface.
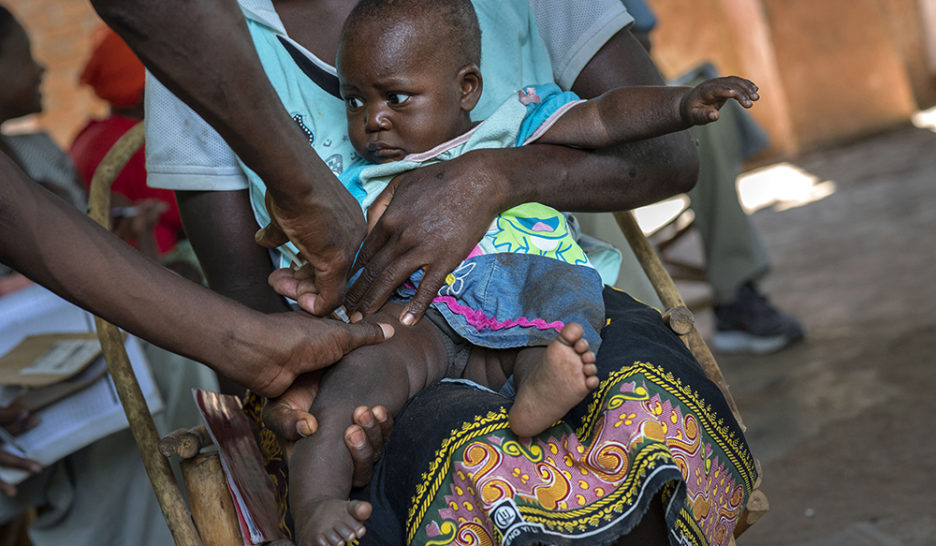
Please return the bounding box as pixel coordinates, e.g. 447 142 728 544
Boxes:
672 123 936 545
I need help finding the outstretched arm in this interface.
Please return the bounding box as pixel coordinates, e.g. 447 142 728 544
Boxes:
0 153 390 398
536 77 759 148
337 29 701 324
90 0 364 316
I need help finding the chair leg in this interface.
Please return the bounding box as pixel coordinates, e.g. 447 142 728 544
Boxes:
181 453 243 545
734 489 770 537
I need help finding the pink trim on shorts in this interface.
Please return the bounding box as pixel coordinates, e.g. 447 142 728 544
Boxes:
434 296 565 333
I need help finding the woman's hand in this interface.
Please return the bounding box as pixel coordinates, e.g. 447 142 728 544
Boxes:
247 312 393 398
263 381 393 487
265 152 504 326
255 189 367 318
343 151 503 325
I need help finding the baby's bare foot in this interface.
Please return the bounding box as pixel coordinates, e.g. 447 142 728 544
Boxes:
509 323 598 437
296 498 371 546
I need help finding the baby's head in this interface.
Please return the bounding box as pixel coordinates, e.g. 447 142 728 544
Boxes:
337 0 483 164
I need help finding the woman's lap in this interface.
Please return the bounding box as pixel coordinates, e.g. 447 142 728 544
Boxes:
250 287 756 545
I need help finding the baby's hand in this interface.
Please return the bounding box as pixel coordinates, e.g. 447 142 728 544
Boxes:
680 76 759 126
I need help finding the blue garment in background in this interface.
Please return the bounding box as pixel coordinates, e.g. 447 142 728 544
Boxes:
620 0 657 33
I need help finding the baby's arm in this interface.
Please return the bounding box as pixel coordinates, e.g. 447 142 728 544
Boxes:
537 76 759 148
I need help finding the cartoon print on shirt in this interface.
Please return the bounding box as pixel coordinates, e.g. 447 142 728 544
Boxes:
489 203 588 265
325 154 343 174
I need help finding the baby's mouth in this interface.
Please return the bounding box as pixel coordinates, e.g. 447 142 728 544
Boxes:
367 144 406 162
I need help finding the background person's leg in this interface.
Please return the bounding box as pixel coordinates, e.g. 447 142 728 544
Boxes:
689 99 804 354
688 102 771 304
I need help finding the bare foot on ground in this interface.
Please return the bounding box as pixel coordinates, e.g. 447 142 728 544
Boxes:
295 498 371 546
508 322 598 437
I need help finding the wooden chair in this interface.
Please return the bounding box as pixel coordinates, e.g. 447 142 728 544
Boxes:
87 123 240 546
87 123 766 544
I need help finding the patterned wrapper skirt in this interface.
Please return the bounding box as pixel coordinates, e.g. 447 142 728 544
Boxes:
245 287 756 546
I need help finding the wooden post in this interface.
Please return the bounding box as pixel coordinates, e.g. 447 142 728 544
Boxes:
160 426 212 460
88 124 203 546
733 489 770 537
613 210 745 431
181 453 243 546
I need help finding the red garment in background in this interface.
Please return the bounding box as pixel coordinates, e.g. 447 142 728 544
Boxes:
69 114 182 255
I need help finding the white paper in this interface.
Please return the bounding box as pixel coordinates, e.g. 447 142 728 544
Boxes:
19 339 101 376
0 285 164 484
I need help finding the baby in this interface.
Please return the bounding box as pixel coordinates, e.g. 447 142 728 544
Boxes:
284 0 759 543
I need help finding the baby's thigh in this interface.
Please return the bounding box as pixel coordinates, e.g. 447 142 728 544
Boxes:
460 345 523 392
313 303 450 416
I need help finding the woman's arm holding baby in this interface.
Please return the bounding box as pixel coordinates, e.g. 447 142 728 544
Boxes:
537 77 759 149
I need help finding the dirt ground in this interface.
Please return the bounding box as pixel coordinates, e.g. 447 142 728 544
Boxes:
673 123 936 545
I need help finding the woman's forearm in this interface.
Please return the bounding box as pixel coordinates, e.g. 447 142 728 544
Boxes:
473 27 698 216
555 27 699 207
89 0 343 207
0 155 279 388
471 128 697 215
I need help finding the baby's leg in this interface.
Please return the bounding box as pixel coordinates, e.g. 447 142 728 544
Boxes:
289 304 448 546
508 323 598 437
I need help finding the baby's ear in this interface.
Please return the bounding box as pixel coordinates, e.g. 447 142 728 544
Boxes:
457 63 483 112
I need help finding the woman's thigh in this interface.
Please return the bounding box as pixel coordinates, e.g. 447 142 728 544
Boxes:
358 288 756 546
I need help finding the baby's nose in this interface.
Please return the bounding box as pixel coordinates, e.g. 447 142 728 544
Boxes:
365 108 391 131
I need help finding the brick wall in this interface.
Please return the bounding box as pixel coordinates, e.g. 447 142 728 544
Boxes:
4 1 108 148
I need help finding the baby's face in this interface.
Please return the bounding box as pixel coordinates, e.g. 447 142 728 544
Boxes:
337 29 472 164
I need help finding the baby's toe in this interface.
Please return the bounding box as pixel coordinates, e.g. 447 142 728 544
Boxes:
558 322 585 345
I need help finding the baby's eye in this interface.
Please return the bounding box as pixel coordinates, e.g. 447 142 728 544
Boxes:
387 92 411 105
346 96 364 109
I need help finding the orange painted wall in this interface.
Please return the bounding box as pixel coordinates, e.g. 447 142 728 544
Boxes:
648 0 936 155
766 0 916 150
880 0 936 107
647 0 934 155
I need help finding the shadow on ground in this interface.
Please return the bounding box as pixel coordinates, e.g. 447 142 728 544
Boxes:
680 124 936 545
